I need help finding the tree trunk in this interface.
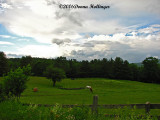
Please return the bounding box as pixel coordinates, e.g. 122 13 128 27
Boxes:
53 80 56 87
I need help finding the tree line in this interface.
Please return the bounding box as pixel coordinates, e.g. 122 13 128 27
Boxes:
0 51 160 84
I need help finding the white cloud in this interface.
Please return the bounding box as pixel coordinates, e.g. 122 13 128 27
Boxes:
17 38 30 42
1 0 159 44
15 44 62 58
0 41 14 45
0 35 16 39
138 26 160 34
0 0 160 62
0 0 129 44
0 3 12 9
68 25 160 62
5 42 83 58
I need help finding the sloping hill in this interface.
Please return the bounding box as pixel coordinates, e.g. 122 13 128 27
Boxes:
16 77 160 105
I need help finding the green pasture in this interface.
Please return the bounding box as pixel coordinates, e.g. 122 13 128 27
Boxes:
1 77 160 105
4 77 158 105
1 77 160 117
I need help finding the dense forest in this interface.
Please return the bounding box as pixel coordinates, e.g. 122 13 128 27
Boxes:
0 51 160 84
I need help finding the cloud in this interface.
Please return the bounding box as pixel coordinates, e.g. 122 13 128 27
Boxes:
0 41 14 45
0 0 129 42
1 0 159 43
81 42 95 47
0 0 160 62
52 38 71 45
16 44 62 58
7 53 23 58
0 35 16 39
0 0 83 44
55 10 83 26
17 38 30 42
110 0 160 17
67 24 160 62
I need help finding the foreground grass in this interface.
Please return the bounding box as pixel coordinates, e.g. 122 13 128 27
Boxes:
0 100 158 120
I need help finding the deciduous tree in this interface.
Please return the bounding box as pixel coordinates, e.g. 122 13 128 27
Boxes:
44 66 66 86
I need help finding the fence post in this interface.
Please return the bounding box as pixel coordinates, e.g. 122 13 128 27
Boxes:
145 102 150 114
92 95 98 114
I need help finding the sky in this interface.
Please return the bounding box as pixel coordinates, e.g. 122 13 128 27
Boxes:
0 0 160 63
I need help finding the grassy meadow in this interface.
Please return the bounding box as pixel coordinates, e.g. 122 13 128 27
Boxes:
1 77 160 119
1 76 160 105
6 77 159 105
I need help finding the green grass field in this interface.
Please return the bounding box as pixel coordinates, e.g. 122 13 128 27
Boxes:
6 77 158 105
1 77 160 117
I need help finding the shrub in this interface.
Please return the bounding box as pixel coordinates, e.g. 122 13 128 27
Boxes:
3 65 31 100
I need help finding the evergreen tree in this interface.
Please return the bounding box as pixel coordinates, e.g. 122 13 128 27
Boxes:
0 52 8 76
114 57 123 79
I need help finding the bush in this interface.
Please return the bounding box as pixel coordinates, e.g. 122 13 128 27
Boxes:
3 65 31 100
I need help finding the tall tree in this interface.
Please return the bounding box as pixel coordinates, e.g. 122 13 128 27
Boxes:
121 60 131 80
54 57 70 76
142 57 160 83
107 58 114 78
20 56 32 67
0 52 8 76
129 63 140 81
101 58 109 78
68 59 79 78
80 60 90 77
114 57 123 79
90 59 102 77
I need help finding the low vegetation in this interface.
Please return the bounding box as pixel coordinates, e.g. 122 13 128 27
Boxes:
0 100 158 120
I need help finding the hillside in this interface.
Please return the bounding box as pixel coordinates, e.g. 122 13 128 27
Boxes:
15 77 160 105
